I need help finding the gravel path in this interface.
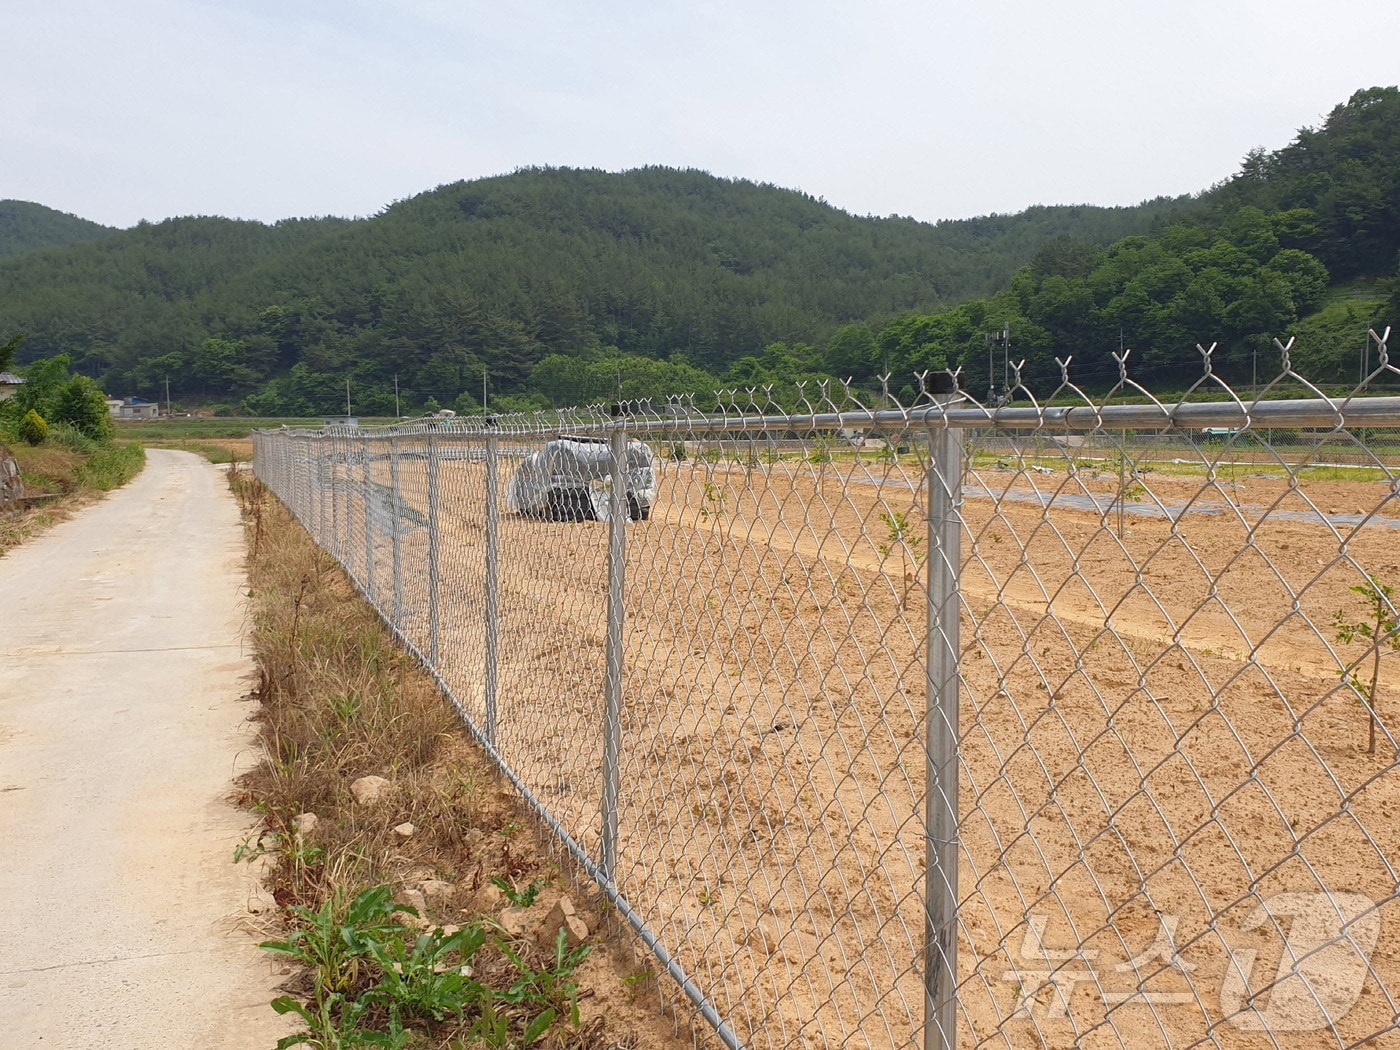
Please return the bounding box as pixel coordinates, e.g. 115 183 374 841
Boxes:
0 449 287 1049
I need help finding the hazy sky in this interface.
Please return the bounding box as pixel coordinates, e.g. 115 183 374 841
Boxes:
4 0 1395 229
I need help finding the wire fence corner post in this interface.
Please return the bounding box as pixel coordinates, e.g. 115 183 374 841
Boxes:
426 430 442 666
925 388 964 1050
599 419 629 886
389 433 403 623
483 429 501 744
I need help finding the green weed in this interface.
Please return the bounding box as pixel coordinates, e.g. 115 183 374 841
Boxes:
270 993 405 1049
491 876 546 907
497 927 592 1043
362 925 489 1025
260 886 412 1000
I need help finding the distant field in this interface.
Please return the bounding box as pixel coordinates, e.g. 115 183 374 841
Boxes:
118 417 409 463
118 417 334 439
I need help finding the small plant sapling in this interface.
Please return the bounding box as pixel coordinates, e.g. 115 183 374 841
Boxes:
877 510 925 608
699 481 726 521
1333 574 1400 754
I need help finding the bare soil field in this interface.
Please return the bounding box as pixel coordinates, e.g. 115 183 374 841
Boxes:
323 441 1400 1050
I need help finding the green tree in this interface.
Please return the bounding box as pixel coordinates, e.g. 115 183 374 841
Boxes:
1264 249 1329 316
0 332 20 373
14 354 74 419
824 324 878 380
52 374 115 441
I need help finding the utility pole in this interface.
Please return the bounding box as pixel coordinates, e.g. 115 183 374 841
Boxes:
164 376 170 418
482 366 488 414
1002 324 1010 398
394 374 400 418
986 332 995 403
346 377 352 419
987 326 1010 404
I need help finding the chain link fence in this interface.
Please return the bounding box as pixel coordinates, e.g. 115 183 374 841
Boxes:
254 333 1400 1049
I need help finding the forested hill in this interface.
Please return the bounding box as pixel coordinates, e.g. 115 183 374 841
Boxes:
0 168 1185 412
1 86 1397 414
0 201 117 258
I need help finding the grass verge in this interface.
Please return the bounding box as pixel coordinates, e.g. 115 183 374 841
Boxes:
140 437 252 464
0 433 145 556
228 464 681 1050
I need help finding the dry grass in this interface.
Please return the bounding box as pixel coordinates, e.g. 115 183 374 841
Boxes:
228 465 692 1049
233 464 480 906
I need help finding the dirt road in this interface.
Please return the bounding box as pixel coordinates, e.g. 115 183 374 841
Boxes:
0 450 286 1049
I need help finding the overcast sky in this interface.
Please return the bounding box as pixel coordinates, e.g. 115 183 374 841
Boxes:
3 0 1395 230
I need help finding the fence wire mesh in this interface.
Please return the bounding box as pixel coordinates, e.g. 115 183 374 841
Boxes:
254 333 1400 1050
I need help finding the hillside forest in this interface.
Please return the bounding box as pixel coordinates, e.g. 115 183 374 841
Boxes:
1 87 1397 415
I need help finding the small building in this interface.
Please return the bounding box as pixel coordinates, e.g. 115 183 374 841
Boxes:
109 397 160 420
0 372 24 402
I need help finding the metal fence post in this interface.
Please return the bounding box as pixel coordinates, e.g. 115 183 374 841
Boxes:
329 434 341 559
311 437 322 546
390 434 403 625
362 434 375 598
925 389 963 1050
483 430 501 744
427 431 441 667
310 437 319 542
599 421 628 885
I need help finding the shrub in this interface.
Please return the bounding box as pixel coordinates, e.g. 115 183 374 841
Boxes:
52 375 114 442
18 409 47 446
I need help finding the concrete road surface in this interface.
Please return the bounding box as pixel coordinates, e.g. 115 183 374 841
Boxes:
0 450 289 1049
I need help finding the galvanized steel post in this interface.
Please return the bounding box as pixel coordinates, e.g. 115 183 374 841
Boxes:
599 421 628 885
483 431 501 744
426 431 442 666
330 432 341 562
389 435 403 624
313 437 325 546
925 387 963 1050
361 434 375 597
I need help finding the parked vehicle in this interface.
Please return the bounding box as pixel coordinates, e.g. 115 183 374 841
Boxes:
507 436 655 521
